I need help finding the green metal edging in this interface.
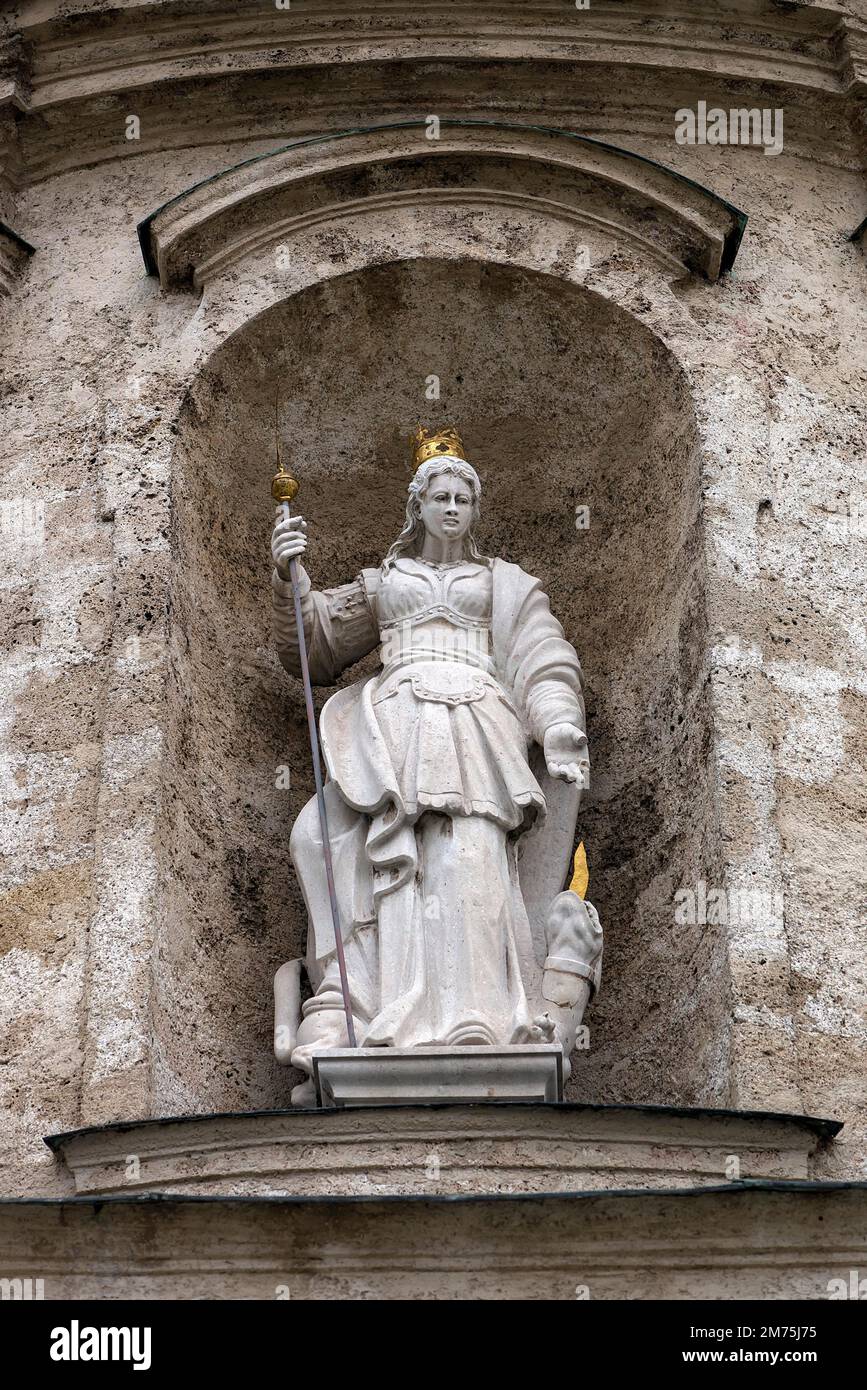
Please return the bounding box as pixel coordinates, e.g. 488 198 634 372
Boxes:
6 1180 867 1213
44 1098 841 1153
0 220 35 256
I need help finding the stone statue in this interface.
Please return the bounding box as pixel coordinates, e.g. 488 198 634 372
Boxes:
272 428 602 1105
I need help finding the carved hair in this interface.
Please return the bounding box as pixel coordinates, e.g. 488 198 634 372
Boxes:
381 455 488 572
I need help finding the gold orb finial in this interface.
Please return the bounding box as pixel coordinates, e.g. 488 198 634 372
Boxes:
410 424 468 471
271 467 299 505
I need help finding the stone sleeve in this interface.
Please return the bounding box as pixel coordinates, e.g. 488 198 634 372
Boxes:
272 567 379 684
514 594 586 747
524 674 587 751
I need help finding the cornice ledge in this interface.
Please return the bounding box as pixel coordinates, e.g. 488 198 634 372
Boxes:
137 120 748 292
46 1099 839 1198
9 2 864 109
838 18 867 97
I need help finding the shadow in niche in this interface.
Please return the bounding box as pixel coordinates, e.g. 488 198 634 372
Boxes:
154 257 729 1115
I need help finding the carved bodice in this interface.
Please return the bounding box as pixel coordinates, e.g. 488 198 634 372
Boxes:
377 557 492 628
376 557 493 674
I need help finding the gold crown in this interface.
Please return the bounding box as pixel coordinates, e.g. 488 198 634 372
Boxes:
410 425 468 471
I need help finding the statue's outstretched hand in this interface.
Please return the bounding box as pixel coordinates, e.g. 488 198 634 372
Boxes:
272 512 308 578
544 722 589 787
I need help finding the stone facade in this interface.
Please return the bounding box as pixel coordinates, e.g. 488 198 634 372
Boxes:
2 1184 866 1301
0 1 865 1295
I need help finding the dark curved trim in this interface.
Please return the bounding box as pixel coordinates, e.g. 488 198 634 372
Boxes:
850 213 866 244
4 1180 866 1211
0 221 35 256
44 1098 841 1153
136 118 748 277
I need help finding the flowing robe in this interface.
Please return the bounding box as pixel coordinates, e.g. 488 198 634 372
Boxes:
273 554 588 1071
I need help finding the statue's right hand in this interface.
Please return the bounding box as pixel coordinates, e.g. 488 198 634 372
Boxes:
272 512 308 577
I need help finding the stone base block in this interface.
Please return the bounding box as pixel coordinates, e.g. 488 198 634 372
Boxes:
313 1045 563 1106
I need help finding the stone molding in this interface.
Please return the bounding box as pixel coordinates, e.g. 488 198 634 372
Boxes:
138 121 748 291
0 37 27 222
1 2 865 186
9 3 865 107
46 1102 841 1198
2 1183 866 1299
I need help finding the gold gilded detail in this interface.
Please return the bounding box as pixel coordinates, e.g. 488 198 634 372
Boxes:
568 842 589 899
410 424 467 470
271 468 299 505
271 392 299 505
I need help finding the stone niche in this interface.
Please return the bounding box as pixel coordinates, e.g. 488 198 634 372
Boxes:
153 255 727 1115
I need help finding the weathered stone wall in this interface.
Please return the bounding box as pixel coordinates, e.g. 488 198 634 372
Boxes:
0 1 864 1195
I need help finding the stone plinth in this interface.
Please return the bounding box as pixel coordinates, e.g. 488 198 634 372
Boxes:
313 1045 563 1106
45 1103 840 1199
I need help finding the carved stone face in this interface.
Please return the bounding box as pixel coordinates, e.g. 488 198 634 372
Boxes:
418 468 475 543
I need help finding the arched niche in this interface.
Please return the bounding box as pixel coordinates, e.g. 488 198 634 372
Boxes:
153 255 729 1113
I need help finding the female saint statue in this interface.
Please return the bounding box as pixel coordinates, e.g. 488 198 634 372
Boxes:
271 428 602 1104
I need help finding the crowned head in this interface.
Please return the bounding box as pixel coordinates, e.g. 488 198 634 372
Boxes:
381 425 486 570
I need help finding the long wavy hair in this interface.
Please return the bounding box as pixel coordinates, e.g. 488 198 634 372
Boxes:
382 456 489 573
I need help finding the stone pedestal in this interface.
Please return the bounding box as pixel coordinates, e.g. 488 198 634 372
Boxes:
313 1045 563 1106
